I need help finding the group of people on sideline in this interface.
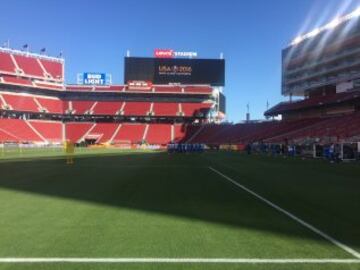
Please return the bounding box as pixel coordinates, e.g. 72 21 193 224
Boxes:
244 142 360 162
167 143 205 153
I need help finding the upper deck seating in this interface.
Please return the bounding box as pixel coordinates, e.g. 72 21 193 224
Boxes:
13 54 45 78
39 59 63 80
0 52 16 73
0 50 64 83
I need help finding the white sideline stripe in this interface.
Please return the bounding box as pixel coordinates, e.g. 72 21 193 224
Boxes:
208 167 360 259
0 258 359 264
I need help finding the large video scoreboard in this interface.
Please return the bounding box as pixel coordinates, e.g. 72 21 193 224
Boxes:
124 57 225 86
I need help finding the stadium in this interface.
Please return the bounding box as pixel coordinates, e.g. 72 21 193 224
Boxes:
0 2 360 270
0 50 224 146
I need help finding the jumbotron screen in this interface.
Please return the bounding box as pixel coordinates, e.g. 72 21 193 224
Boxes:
124 57 225 86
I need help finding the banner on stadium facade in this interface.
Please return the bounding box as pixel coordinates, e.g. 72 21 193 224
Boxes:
127 80 153 90
154 49 174 58
154 49 197 59
77 73 112 85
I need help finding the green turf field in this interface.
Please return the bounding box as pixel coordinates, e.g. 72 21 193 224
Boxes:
0 149 359 270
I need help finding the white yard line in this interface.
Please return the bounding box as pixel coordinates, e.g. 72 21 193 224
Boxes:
0 258 358 264
208 166 360 259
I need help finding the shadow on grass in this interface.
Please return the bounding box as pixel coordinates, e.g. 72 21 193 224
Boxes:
0 151 358 250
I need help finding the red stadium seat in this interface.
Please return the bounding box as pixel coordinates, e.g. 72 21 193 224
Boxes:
0 129 19 142
123 102 151 116
1 93 39 112
36 97 64 114
13 54 45 78
85 123 120 143
92 102 123 115
0 50 64 85
112 124 146 144
152 102 179 116
184 115 360 145
0 51 16 74
0 118 44 142
71 101 96 114
65 122 93 143
145 124 172 144
28 120 63 142
154 85 182 93
184 86 212 94
39 58 63 81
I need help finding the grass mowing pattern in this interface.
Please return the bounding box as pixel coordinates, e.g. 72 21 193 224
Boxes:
0 150 359 270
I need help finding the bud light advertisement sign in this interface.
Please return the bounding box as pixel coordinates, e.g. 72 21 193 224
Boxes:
83 73 106 85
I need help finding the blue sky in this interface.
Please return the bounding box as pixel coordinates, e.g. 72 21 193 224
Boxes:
1 0 359 122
